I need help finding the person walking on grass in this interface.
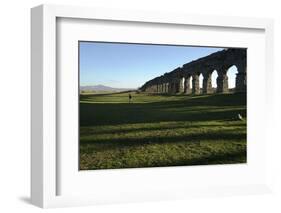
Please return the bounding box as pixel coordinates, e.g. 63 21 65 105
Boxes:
128 93 132 103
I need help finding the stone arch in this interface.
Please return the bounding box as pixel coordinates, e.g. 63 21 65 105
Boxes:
226 65 238 90
184 75 192 94
179 76 185 93
171 78 181 94
140 48 247 95
163 81 167 93
235 62 247 92
199 73 204 92
202 70 213 94
170 82 173 93
216 66 228 93
192 73 200 95
175 80 180 93
167 81 172 93
211 70 218 89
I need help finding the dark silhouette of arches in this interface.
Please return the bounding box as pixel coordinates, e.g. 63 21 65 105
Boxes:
140 48 247 94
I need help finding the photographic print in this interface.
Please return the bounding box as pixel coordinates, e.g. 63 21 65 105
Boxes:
79 42 247 170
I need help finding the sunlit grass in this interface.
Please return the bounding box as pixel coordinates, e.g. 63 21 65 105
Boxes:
79 92 246 170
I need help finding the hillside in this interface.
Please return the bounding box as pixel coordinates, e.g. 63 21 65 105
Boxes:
80 84 135 93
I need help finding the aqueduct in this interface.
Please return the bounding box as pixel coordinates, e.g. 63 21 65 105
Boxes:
140 48 247 94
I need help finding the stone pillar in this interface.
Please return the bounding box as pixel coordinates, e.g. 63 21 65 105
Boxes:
179 77 185 93
236 63 247 92
168 82 172 94
175 78 181 93
172 83 175 93
192 74 200 95
171 82 174 94
216 70 228 93
176 82 180 93
171 80 180 94
203 73 212 94
184 77 191 94
235 72 246 92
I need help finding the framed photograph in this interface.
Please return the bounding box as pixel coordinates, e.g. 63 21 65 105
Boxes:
31 4 274 208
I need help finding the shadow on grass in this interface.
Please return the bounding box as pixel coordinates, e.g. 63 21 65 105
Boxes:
139 150 247 168
79 93 247 169
80 93 246 126
81 149 247 170
80 105 246 126
80 130 246 152
80 122 246 135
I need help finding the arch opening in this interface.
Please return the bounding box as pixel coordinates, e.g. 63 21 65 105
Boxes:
227 65 238 90
211 70 218 91
199 73 203 93
181 77 185 93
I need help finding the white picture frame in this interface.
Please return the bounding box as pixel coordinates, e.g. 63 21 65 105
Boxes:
31 4 274 208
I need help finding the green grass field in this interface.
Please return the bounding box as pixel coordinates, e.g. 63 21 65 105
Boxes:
79 92 247 170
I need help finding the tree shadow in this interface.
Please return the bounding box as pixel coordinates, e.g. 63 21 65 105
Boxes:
81 122 246 135
80 129 246 152
79 93 247 169
80 104 246 126
134 150 247 168
80 93 246 126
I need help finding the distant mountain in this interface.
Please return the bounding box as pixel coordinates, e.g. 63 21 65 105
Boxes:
80 84 135 92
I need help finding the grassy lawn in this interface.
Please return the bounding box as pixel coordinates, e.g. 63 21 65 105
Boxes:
79 92 247 170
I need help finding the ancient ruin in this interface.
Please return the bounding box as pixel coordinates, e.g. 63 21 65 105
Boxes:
140 48 246 94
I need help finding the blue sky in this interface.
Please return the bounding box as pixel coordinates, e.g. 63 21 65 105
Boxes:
79 42 238 89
